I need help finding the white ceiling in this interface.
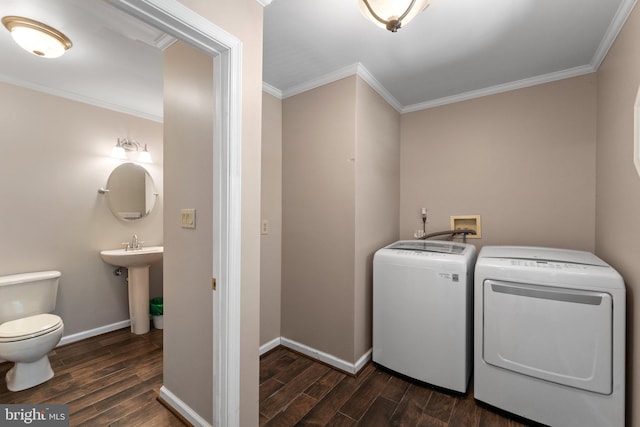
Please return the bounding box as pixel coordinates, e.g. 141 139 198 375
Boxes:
0 0 168 122
0 0 635 120
264 0 636 112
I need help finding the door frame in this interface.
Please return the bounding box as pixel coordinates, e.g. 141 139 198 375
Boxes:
109 1 242 426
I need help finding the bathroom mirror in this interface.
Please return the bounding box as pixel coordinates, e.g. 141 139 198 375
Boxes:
103 163 158 220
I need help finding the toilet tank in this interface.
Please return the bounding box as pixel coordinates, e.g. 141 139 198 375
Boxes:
0 271 61 324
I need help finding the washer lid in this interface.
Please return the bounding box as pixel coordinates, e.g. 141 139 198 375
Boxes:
388 240 467 254
0 314 62 340
479 246 609 267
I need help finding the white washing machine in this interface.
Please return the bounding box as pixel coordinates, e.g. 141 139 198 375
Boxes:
474 246 625 427
373 240 477 393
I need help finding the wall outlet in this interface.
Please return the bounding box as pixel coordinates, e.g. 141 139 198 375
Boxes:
261 219 269 235
181 208 196 229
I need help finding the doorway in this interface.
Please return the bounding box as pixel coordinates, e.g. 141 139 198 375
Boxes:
110 1 243 426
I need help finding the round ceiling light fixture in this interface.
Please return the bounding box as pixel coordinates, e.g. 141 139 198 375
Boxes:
2 16 72 58
359 0 431 32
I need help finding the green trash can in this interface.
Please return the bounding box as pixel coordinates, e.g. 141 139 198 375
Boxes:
150 297 163 329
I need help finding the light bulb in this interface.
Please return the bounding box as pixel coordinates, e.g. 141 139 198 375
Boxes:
137 147 152 164
111 145 127 160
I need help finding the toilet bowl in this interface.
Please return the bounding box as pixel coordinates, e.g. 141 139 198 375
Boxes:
0 271 64 391
0 314 64 391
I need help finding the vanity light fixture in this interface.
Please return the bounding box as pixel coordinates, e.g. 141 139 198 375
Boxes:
137 145 152 164
111 138 153 163
1 16 72 58
111 139 127 160
359 0 431 32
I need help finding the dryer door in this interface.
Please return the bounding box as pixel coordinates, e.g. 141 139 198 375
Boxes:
483 280 612 394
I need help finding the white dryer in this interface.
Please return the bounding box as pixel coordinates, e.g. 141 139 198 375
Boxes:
474 246 625 427
373 240 476 393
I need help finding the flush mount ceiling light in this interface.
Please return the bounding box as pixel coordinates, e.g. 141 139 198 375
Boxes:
359 0 431 32
112 138 153 163
1 16 72 58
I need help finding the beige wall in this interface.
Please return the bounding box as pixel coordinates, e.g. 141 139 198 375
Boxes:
168 1 263 425
163 41 214 422
0 81 163 336
596 3 640 425
261 92 283 345
282 77 357 362
400 74 597 252
354 77 400 359
281 76 400 365
263 7 640 427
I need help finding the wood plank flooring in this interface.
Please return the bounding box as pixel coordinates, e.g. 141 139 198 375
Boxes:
0 327 184 427
2 328 535 427
260 347 533 427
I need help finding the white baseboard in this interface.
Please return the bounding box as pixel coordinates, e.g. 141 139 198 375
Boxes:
259 337 281 356
280 337 371 375
58 319 131 347
159 386 211 427
355 348 373 373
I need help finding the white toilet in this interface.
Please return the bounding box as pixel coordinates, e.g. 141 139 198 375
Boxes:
0 271 64 391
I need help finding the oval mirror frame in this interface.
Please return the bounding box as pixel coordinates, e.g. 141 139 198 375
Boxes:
104 162 157 221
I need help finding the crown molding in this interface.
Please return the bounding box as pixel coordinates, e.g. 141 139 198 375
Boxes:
0 74 163 122
271 62 402 112
354 63 402 112
262 82 283 99
267 61 597 115
589 0 637 70
255 0 273 6
402 64 596 113
155 32 177 50
281 63 361 98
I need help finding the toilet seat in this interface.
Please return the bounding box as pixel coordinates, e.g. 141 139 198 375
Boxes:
0 314 63 342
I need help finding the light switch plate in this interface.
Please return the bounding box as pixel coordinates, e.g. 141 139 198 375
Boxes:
634 85 640 178
181 208 196 229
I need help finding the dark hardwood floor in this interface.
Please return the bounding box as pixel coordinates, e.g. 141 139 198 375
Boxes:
2 328 532 427
0 327 184 426
260 347 531 427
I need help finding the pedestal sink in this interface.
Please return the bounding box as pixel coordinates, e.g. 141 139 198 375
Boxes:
100 246 163 335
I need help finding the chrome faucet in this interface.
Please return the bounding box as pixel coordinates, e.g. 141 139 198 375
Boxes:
123 234 143 251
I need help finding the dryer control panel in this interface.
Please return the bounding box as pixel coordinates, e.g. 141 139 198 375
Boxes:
510 259 591 270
